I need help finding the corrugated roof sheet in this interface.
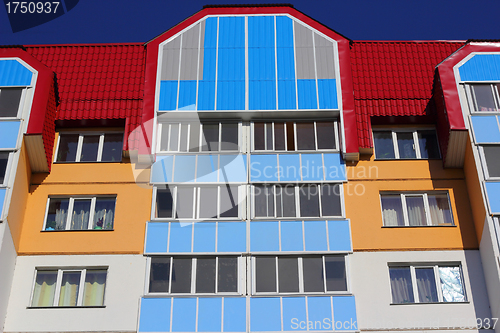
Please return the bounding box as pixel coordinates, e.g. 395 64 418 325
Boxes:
25 44 145 150
350 41 464 149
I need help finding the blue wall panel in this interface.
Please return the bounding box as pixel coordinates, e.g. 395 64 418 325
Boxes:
459 54 500 81
318 79 338 109
145 223 169 253
139 298 171 332
224 298 246 332
280 221 304 251
197 155 218 182
159 81 178 111
301 154 324 181
193 222 216 252
328 220 352 252
307 297 332 331
277 80 296 110
218 222 246 252
173 155 196 182
198 298 222 332
198 17 217 110
282 297 307 331
278 154 301 181
251 154 278 182
332 296 358 331
251 221 279 252
304 221 328 251
151 156 174 183
172 298 197 332
249 80 276 110
0 60 33 86
297 80 317 109
219 154 247 182
485 182 500 214
0 121 20 149
471 116 500 143
250 298 281 332
276 16 296 110
168 223 192 252
323 153 346 181
178 81 197 110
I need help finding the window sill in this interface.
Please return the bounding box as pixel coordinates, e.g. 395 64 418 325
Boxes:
390 301 469 305
28 305 106 309
382 224 455 228
374 158 442 161
41 229 114 232
53 161 122 164
145 293 241 297
253 292 352 297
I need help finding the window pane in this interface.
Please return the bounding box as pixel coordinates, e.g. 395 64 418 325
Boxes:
321 184 342 216
417 131 440 159
254 123 265 150
316 122 336 149
101 134 123 162
299 185 320 217
218 257 238 292
160 124 170 151
189 124 200 152
473 84 496 111
176 187 194 219
45 198 69 230
32 271 57 307
221 123 238 151
149 257 171 293
180 124 189 152
255 185 274 217
286 122 295 151
169 124 180 151
381 195 404 226
70 199 92 230
199 187 218 219
255 257 276 293
397 132 416 159
428 194 453 225
266 123 273 150
415 268 438 303
171 258 192 293
220 185 238 218
274 123 286 150
325 256 347 291
57 134 79 162
156 188 174 218
439 266 466 302
83 270 106 306
296 123 315 150
278 257 299 293
0 152 7 184
202 124 219 151
80 136 100 162
58 271 81 306
92 198 116 230
196 258 216 293
373 132 395 159
405 196 426 226
303 257 324 292
276 186 296 218
483 146 500 178
389 267 414 303
0 88 22 117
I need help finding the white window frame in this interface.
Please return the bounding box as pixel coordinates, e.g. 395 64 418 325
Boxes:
380 192 454 227
388 264 466 304
0 151 14 187
372 128 440 160
30 268 108 307
251 255 349 295
478 145 500 180
251 184 344 219
42 196 116 231
146 256 244 295
465 83 500 113
157 122 242 153
153 185 245 220
251 120 339 152
54 132 124 163
0 86 27 119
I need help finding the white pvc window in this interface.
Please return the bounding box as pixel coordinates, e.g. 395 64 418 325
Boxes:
56 133 123 162
252 121 338 152
252 255 347 294
252 184 342 218
466 83 500 112
380 192 453 227
373 129 440 159
154 185 242 220
0 87 24 118
389 265 466 304
31 268 107 307
148 256 242 295
479 145 500 179
43 196 116 231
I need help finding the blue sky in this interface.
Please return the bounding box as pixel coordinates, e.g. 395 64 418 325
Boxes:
0 0 499 45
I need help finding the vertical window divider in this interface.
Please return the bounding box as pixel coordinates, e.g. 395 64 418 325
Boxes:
250 257 256 295
284 122 288 151
197 124 203 152
191 258 197 293
218 123 222 151
186 124 192 152
172 187 178 219
410 266 419 303
217 185 221 218
273 185 278 218
392 131 399 159
295 186 300 218
318 184 324 217
293 122 298 151
53 134 62 163
196 187 201 219
272 122 276 150
215 256 219 293
423 193 432 226
313 121 319 150
400 194 409 226
66 198 75 230
275 256 279 293
435 265 444 302
298 257 304 293
334 120 339 150
53 270 63 306
97 134 105 161
75 135 84 162
88 198 96 230
322 255 327 292
77 269 86 306
168 257 173 294
413 131 421 158
192 186 197 220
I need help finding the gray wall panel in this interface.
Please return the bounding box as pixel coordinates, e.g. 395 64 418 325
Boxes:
315 34 335 79
180 24 200 81
161 36 181 80
294 22 315 80
199 20 206 81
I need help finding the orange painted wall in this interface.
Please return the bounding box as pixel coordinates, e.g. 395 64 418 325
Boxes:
345 158 478 251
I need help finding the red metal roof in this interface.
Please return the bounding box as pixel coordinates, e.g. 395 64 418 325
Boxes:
350 41 464 150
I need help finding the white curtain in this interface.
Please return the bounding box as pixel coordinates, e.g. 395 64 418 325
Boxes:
54 206 68 230
415 268 438 302
58 272 80 306
31 271 57 306
93 199 115 229
439 267 466 302
83 271 107 306
406 196 426 226
381 196 404 226
71 200 91 230
428 195 452 225
389 267 414 303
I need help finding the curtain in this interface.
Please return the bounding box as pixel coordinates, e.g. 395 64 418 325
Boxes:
389 267 414 303
93 198 116 229
406 196 426 226
428 194 453 225
415 268 438 302
381 195 404 226
31 271 57 306
439 267 466 302
83 270 107 306
71 200 91 230
54 203 68 230
58 272 80 306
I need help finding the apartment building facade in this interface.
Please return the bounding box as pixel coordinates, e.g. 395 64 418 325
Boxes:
0 4 498 333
